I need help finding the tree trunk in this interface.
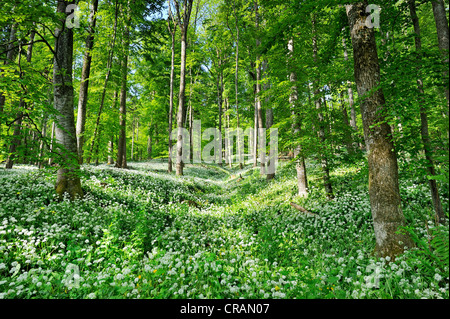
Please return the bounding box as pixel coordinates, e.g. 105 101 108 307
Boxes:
53 0 83 200
131 116 135 161
48 121 56 166
312 16 333 199
233 1 243 169
176 29 187 175
168 10 176 173
147 122 153 160
116 2 131 169
289 39 308 197
409 0 444 223
76 0 99 164
339 90 355 156
255 1 265 173
263 60 274 180
108 136 114 165
431 0 450 109
346 2 413 258
174 0 194 176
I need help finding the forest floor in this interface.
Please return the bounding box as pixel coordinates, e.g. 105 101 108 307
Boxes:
0 159 448 299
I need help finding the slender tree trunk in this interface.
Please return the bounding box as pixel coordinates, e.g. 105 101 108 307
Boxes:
168 13 176 173
147 122 153 160
312 16 333 199
189 86 194 163
116 2 131 169
346 2 413 258
108 136 114 165
232 1 243 169
251 66 258 168
340 90 355 156
131 116 135 161
216 52 223 166
409 0 444 223
53 0 83 200
263 59 274 180
76 0 99 164
255 1 265 172
343 36 361 150
48 121 56 166
431 0 450 109
38 111 49 169
288 39 308 197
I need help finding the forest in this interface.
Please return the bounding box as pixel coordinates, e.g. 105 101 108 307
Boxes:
0 0 449 302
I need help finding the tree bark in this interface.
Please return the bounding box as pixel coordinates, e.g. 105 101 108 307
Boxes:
346 2 413 258
76 0 99 164
53 0 83 200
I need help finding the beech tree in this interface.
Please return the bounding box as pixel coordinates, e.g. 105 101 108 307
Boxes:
53 0 83 199
346 2 413 258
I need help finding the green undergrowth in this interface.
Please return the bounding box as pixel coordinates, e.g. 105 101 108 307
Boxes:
0 159 448 299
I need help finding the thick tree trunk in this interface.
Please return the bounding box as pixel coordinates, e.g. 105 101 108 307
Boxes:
346 2 413 258
53 0 83 200
409 0 444 223
76 0 99 164
174 0 194 176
